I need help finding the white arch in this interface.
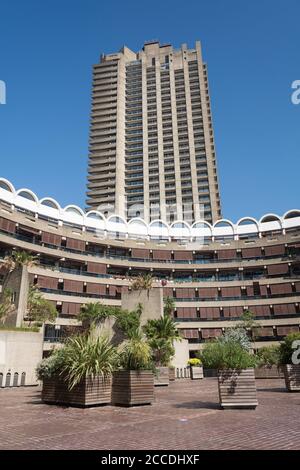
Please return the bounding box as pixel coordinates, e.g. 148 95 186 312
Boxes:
283 209 300 220
0 178 15 193
107 215 128 234
63 205 85 217
85 210 106 221
259 213 281 224
169 220 191 238
213 219 235 238
191 220 213 238
16 188 39 203
236 217 259 236
149 219 169 238
128 218 148 237
40 197 61 210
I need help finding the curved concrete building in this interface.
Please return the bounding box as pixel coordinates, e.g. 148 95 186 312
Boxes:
0 177 300 361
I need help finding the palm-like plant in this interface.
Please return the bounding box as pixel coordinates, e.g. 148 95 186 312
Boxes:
60 334 119 390
131 274 154 296
26 285 57 325
143 315 181 366
163 296 175 317
79 302 119 326
119 333 153 371
0 288 14 323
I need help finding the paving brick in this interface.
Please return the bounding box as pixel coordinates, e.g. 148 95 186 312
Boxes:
0 378 299 450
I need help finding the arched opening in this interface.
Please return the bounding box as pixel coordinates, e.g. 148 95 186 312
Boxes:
21 372 26 386
5 372 11 387
13 372 19 387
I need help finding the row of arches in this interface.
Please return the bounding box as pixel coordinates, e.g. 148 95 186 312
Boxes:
1 177 300 239
0 372 26 387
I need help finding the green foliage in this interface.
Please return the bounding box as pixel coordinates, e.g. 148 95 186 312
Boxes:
118 334 153 371
219 327 252 351
188 358 202 366
36 334 119 389
27 285 57 325
255 345 281 367
131 274 154 293
163 296 175 317
0 325 39 332
79 302 118 326
0 288 14 322
36 348 67 381
199 340 257 370
143 315 181 366
279 332 300 365
114 304 142 339
60 334 119 389
11 250 38 267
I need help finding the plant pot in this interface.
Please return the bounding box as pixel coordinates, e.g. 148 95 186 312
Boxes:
169 367 176 381
218 368 258 409
283 364 300 392
42 375 112 407
255 365 284 379
112 370 154 406
154 366 170 386
190 365 203 380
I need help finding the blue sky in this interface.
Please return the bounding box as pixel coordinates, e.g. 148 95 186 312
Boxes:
0 0 299 222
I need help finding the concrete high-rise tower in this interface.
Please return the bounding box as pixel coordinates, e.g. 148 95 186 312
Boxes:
86 40 222 224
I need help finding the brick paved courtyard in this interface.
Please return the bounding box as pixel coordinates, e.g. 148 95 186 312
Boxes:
0 378 300 450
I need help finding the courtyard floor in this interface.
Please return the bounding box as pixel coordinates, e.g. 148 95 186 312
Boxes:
0 378 300 450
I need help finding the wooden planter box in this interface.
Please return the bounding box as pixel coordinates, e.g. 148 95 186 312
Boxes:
169 367 176 381
42 375 112 407
154 366 170 386
112 370 154 406
255 365 284 379
190 366 204 380
218 368 258 409
283 364 300 392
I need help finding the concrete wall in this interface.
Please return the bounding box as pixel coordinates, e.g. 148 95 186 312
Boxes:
0 330 43 387
172 339 190 369
121 288 163 324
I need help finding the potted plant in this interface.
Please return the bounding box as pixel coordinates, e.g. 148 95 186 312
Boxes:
279 332 300 392
143 315 181 386
200 328 258 409
255 345 283 378
188 358 203 379
112 333 154 406
37 333 118 407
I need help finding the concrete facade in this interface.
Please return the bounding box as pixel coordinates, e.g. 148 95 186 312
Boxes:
0 330 43 387
87 41 222 224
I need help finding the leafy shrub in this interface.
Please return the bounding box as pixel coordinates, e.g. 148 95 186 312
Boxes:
119 335 153 370
219 327 252 351
36 334 119 389
36 349 66 380
279 332 300 365
255 345 281 367
199 340 257 370
188 358 202 366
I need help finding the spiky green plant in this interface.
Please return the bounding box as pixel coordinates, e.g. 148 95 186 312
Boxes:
60 334 119 390
79 302 119 326
26 285 57 325
119 334 153 371
163 296 175 317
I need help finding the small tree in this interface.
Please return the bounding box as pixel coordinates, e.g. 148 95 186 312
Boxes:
131 274 154 297
0 288 14 323
26 285 57 326
79 302 119 327
143 315 181 366
163 296 175 317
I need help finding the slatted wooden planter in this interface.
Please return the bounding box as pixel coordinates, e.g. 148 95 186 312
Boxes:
255 365 284 379
283 364 300 392
190 366 204 380
218 368 258 409
169 367 176 381
42 375 112 407
154 366 170 386
112 370 154 406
